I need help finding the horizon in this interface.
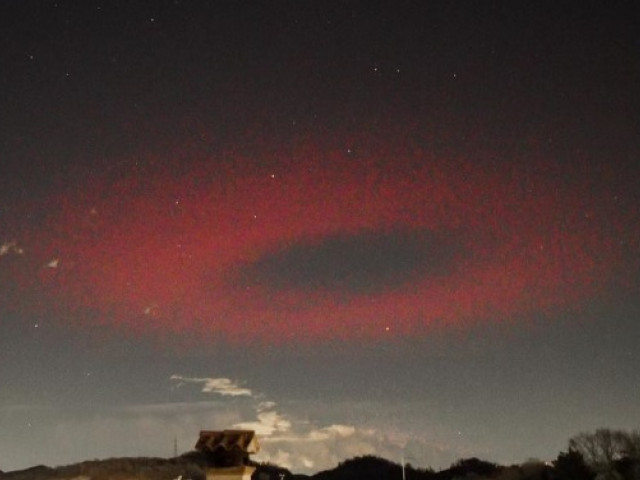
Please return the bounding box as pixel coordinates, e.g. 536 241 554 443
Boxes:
2 430 638 478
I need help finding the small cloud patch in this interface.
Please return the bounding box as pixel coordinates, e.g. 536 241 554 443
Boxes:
170 375 253 397
0 240 24 256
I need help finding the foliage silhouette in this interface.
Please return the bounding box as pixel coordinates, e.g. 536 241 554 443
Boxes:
568 429 640 479
2 429 640 480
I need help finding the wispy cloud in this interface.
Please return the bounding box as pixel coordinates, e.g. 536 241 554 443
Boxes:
169 374 390 472
170 375 253 397
166 375 466 473
3 377 463 474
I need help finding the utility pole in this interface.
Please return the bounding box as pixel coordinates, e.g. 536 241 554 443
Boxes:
402 454 413 480
174 435 178 458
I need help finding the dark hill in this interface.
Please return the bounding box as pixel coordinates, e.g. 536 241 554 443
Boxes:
434 457 501 480
0 465 55 480
0 454 294 480
313 455 436 480
0 454 510 480
314 455 403 480
0 456 204 480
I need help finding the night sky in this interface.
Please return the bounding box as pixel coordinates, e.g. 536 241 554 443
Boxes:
1 0 639 473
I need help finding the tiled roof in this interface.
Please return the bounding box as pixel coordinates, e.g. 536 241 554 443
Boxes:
195 429 260 454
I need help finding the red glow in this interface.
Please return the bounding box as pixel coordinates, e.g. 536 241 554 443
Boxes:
4 134 637 344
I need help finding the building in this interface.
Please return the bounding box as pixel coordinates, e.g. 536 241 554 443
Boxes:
195 430 260 480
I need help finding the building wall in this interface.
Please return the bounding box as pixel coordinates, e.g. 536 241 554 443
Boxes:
206 465 256 480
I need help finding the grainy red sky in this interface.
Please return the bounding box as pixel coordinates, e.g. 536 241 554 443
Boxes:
4 132 638 344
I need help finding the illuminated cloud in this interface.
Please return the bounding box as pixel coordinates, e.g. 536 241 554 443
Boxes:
167 375 373 470
258 423 385 472
46 258 60 269
170 375 253 397
243 401 382 470
0 240 23 256
257 401 276 411
307 424 356 441
0 241 13 256
233 410 292 436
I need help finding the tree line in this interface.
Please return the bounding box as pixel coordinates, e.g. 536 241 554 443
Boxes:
312 428 640 480
0 427 638 480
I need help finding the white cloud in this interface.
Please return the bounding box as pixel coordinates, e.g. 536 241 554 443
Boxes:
47 258 60 268
233 410 292 436
301 457 315 469
262 423 359 444
167 375 382 472
2 375 465 474
0 241 11 256
306 424 356 441
170 375 253 397
266 450 294 470
256 424 381 473
165 376 464 474
0 240 24 256
264 450 316 471
257 401 276 411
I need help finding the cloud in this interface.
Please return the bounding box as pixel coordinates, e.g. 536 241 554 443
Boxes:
232 229 461 296
168 375 374 471
0 240 24 256
258 401 276 411
307 424 356 441
170 375 253 397
164 375 468 473
262 423 359 444
1 375 466 473
233 410 292 436
257 423 381 472
47 258 60 268
237 405 370 470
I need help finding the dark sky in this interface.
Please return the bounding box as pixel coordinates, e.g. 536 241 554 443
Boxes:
1 0 639 473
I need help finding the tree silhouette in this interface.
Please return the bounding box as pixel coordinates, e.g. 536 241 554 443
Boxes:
553 449 595 480
568 429 640 480
437 457 501 479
